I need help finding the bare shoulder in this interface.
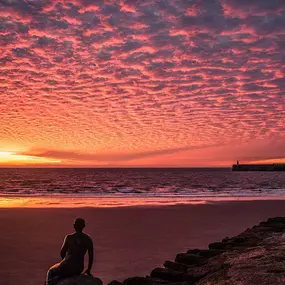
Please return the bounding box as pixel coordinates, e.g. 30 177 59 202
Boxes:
83 232 93 244
62 234 71 245
66 233 75 240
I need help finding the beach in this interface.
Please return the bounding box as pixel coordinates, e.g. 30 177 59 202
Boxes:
1 200 285 285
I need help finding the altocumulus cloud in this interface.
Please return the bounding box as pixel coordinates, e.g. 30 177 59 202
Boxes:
0 0 284 165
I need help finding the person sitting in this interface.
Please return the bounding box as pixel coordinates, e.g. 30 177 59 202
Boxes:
46 218 94 285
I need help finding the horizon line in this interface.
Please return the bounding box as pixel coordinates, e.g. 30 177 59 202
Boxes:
0 166 231 169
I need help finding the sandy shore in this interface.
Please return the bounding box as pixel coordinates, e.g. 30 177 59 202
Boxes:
1 200 285 285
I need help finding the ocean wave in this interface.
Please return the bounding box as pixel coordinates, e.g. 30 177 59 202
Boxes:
1 188 285 199
0 168 284 200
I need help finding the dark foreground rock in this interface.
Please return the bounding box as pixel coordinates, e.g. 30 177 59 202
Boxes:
108 217 285 285
58 275 103 285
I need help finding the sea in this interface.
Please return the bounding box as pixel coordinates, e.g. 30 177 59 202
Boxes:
0 168 285 207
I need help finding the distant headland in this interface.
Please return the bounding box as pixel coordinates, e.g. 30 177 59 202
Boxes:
232 161 285 171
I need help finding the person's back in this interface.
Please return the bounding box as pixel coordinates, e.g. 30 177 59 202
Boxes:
63 232 92 266
46 218 94 285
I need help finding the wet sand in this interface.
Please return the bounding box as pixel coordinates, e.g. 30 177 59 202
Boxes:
1 200 285 285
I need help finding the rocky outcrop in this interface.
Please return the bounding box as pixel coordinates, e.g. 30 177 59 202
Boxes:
58 275 103 285
108 217 285 285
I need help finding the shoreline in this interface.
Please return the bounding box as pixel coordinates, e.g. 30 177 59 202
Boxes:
1 195 285 208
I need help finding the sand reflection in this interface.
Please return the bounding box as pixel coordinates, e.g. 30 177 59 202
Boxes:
1 195 285 208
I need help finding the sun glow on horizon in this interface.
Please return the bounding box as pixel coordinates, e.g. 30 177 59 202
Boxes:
0 151 61 165
250 158 285 164
0 151 14 156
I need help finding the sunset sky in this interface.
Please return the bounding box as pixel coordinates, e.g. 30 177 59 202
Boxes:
0 0 284 167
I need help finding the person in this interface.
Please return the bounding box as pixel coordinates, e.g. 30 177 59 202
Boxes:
46 218 94 285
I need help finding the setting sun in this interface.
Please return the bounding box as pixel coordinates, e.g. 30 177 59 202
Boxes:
0 151 61 165
0 151 14 157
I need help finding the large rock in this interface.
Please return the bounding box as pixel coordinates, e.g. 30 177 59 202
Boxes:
163 261 190 272
208 241 231 250
175 254 206 266
186 249 224 258
150 268 187 282
58 275 103 285
123 277 150 285
108 281 123 285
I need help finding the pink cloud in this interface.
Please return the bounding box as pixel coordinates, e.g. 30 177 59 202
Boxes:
0 0 284 166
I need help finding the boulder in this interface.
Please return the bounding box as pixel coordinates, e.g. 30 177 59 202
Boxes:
163 261 190 272
186 249 224 258
58 275 103 285
263 222 285 232
251 226 277 233
123 277 150 285
208 242 229 250
222 237 230 242
108 281 124 285
175 254 206 266
267 217 285 223
150 268 186 282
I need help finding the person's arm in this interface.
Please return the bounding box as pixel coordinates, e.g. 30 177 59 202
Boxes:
85 238 94 275
60 235 68 260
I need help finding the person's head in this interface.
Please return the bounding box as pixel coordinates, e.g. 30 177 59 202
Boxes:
74 217 86 232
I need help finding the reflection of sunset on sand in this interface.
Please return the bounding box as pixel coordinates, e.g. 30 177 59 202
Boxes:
0 196 203 208
2 196 285 208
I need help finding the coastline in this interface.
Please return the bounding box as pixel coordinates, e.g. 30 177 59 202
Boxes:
1 200 285 284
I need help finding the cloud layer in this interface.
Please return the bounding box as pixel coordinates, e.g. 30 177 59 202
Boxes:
0 0 284 165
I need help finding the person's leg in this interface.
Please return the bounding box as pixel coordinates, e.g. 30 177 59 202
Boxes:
46 263 61 285
46 260 84 284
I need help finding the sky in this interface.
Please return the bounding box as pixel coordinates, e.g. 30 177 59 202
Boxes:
0 0 284 167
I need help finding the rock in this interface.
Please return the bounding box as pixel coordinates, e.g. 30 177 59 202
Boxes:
108 280 124 285
196 240 285 284
267 217 285 223
222 237 230 242
208 238 259 251
186 262 230 282
265 223 285 232
185 249 200 255
208 242 229 250
251 226 275 233
123 277 150 285
150 268 187 282
175 254 206 266
150 267 204 283
257 217 285 232
187 249 224 258
58 275 103 285
163 261 190 272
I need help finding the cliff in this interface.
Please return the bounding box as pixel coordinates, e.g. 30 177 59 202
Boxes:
108 217 285 285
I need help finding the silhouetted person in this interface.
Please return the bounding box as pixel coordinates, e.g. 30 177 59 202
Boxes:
46 218 94 285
